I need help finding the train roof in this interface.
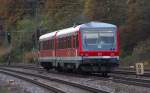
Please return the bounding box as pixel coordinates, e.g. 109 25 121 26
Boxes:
56 27 78 37
56 22 116 37
39 31 57 41
79 21 117 29
39 22 117 41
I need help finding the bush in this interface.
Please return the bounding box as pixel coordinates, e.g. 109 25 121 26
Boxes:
122 38 150 67
23 52 37 64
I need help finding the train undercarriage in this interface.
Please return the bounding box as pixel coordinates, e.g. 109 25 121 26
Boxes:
40 60 119 76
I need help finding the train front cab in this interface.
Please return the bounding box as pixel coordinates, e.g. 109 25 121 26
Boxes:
78 27 120 74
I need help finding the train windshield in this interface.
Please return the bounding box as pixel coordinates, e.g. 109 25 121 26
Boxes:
82 31 116 50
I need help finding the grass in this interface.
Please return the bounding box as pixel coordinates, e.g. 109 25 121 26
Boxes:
0 87 10 93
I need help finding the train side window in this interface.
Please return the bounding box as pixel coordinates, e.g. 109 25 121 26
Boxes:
67 36 69 48
46 41 48 50
52 39 54 49
49 40 50 49
61 38 63 49
64 37 66 48
57 39 59 49
58 38 62 49
70 36 72 48
75 33 78 48
73 35 76 48
56 39 58 49
51 39 53 49
51 40 52 49
65 37 67 48
49 40 52 49
47 40 49 50
43 40 49 50
58 38 59 49
66 37 67 48
62 38 65 49
59 38 61 49
60 38 62 49
69 36 72 48
68 36 71 48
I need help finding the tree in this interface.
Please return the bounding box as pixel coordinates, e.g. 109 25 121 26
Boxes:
122 0 150 55
84 0 127 25
43 0 83 30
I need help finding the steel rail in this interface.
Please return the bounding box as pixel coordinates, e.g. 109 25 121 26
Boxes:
1 65 150 88
111 74 150 88
0 70 65 93
0 67 110 93
113 70 150 77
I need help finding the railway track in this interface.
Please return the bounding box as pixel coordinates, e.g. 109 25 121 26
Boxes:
0 70 65 93
0 65 150 88
113 69 150 77
110 73 150 88
0 66 109 93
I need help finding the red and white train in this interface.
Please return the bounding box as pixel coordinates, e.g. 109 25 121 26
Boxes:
38 22 120 75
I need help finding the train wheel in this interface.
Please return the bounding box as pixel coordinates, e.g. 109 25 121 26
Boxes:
78 65 91 75
102 72 108 77
45 67 50 71
56 63 63 72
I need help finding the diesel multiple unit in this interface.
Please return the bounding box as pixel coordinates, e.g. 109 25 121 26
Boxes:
39 22 120 75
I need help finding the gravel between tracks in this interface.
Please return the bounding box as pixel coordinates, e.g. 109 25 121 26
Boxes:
1 67 150 93
0 73 53 93
0 79 31 93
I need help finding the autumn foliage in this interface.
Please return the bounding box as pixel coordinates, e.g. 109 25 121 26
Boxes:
0 0 150 65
